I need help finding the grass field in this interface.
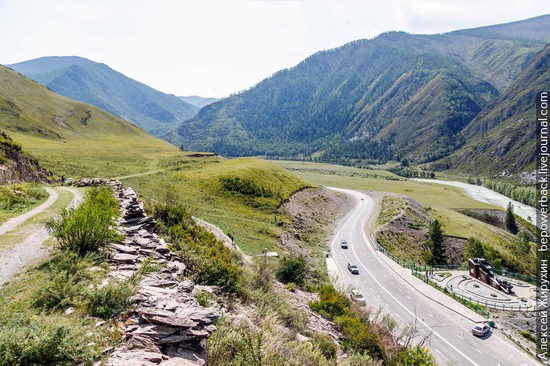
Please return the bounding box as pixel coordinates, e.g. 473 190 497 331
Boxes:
122 157 310 256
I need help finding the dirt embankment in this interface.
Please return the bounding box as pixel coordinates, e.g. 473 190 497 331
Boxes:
277 187 354 257
375 194 465 264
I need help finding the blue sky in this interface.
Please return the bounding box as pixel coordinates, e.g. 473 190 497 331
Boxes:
1 0 548 97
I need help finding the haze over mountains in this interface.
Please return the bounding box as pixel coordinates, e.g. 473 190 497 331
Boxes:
7 56 200 136
171 15 550 175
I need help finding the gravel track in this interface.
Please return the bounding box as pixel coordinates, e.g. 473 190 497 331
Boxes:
0 187 83 286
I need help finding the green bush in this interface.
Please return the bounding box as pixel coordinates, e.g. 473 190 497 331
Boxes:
0 323 94 366
84 280 136 319
309 285 350 320
46 186 120 256
391 345 436 366
207 317 263 366
0 183 46 211
152 202 243 295
276 255 307 286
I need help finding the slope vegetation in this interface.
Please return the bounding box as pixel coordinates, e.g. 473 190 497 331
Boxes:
173 15 550 171
7 56 199 136
441 44 550 175
0 65 184 178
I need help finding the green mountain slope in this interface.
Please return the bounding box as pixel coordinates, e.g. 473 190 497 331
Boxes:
439 44 550 175
172 15 549 167
0 64 183 178
7 56 199 137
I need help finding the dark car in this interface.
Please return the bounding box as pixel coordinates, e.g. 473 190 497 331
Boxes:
347 262 359 274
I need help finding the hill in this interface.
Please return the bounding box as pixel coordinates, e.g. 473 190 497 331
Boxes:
438 44 550 176
179 95 221 109
6 56 199 137
0 132 51 184
0 64 185 178
172 15 550 172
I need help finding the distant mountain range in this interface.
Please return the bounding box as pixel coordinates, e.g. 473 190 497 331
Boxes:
171 15 550 175
179 95 221 109
6 56 199 136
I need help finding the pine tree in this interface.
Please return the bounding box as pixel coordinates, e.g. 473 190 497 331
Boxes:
464 237 484 260
428 219 447 265
505 202 518 234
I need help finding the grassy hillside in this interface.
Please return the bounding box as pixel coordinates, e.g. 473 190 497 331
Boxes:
0 65 187 178
7 57 199 137
123 158 310 255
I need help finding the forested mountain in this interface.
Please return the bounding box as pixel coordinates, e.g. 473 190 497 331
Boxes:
7 56 199 136
437 44 550 175
179 95 221 109
173 15 550 171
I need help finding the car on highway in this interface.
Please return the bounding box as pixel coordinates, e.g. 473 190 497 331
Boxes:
347 262 359 274
350 289 366 304
471 324 491 337
340 239 348 249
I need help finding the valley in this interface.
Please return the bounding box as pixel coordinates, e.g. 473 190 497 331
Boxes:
0 10 547 366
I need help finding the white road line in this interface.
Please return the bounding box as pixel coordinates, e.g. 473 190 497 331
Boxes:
476 349 482 354
398 288 402 292
435 349 449 362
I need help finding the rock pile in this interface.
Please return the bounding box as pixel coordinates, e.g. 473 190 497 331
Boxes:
75 179 220 366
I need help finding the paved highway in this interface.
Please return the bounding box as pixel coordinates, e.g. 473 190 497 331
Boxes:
328 188 539 366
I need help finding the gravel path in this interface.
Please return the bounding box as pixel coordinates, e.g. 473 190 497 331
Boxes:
0 187 83 286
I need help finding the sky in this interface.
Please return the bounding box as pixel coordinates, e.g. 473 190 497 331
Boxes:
1 0 549 98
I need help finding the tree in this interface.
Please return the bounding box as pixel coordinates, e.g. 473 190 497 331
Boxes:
505 202 518 234
428 219 447 265
515 229 531 254
464 237 484 260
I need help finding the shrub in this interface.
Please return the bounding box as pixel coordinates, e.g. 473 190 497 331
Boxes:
391 345 436 366
0 323 94 366
276 255 307 286
46 187 120 256
309 285 350 320
84 280 136 319
207 317 263 366
195 291 212 307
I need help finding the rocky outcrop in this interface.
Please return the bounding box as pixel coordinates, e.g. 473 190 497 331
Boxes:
0 132 51 184
76 179 220 365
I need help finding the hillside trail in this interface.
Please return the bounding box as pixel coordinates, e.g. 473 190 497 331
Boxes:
0 186 83 286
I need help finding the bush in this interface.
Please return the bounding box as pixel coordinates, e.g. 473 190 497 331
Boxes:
391 345 436 366
276 255 307 286
46 187 120 256
84 280 136 319
309 285 350 320
207 317 263 366
0 183 46 211
0 323 95 366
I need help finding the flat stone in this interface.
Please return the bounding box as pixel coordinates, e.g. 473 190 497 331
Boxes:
126 335 161 353
110 243 138 254
157 334 195 345
111 253 139 263
140 309 198 328
160 357 197 366
132 325 180 338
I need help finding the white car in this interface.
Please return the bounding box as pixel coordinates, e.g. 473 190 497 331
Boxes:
472 324 491 337
350 289 366 304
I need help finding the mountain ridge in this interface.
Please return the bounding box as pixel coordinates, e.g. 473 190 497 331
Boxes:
172 15 549 171
6 56 199 137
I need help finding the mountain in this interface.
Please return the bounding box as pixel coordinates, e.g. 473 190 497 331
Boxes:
0 64 182 178
179 95 221 109
6 56 199 136
436 44 550 175
172 15 550 170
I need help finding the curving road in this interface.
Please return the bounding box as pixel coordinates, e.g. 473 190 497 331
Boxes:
327 188 539 366
0 187 83 285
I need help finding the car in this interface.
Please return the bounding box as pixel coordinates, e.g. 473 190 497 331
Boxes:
350 289 366 304
347 262 359 274
340 239 348 249
471 324 491 337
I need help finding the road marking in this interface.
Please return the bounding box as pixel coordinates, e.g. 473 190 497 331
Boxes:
398 288 402 292
457 335 464 340
363 280 367 284
407 295 411 299
386 303 390 307
429 313 434 317
435 349 449 362
395 313 402 320
370 287 374 292
377 295 381 299
476 349 482 354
